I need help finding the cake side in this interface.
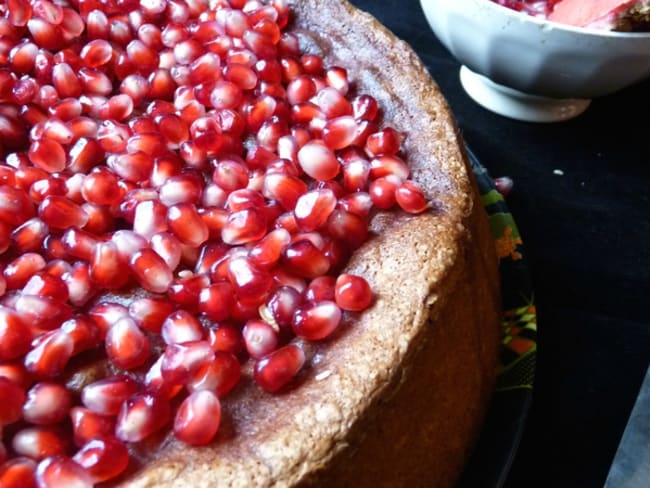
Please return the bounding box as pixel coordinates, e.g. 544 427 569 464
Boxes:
119 1 501 486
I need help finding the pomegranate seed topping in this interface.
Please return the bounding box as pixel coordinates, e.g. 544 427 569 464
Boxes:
304 275 336 303
69 407 115 447
0 377 26 425
115 392 170 443
72 437 129 483
60 316 100 355
22 382 72 425
81 376 140 417
130 248 173 294
253 344 305 393
198 281 235 322
292 301 342 340
0 186 35 226
283 239 330 278
128 297 175 334
242 319 278 359
187 350 241 397
24 329 73 378
297 140 339 181
161 309 205 345
161 340 214 385
222 207 267 245
0 306 32 360
12 427 68 460
38 196 89 229
90 241 128 289
173 390 221 446
34 456 92 488
0 457 37 488
395 180 429 214
105 317 150 370
167 203 209 248
226 256 273 307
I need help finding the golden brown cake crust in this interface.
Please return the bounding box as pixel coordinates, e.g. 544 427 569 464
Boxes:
115 1 502 486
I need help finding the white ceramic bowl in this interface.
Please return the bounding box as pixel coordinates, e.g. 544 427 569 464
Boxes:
420 0 650 122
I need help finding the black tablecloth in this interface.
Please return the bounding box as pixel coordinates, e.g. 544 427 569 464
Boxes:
349 1 650 486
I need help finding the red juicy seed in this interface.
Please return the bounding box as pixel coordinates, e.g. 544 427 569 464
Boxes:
27 139 65 173
283 239 330 278
107 151 154 183
0 457 37 488
151 232 182 271
126 39 159 73
34 456 93 488
70 407 116 447
11 41 39 74
7 0 33 27
370 155 410 180
22 382 72 425
4 253 47 290
187 350 241 397
128 297 175 334
0 362 32 389
266 285 301 329
81 167 121 206
119 74 150 106
115 392 171 443
253 344 305 393
225 188 265 212
0 306 31 360
0 376 26 425
352 94 379 121
130 248 173 294
167 273 209 310
297 140 339 181
27 18 63 51
29 176 68 204
51 63 82 98
222 207 267 245
161 340 214 385
144 355 183 400
249 227 291 269
208 323 244 355
304 275 336 303
173 390 221 446
38 196 88 229
213 159 249 191
61 228 100 262
369 175 401 209
22 272 69 302
242 319 278 359
226 256 273 307
0 185 36 226
60 316 100 354
326 209 369 249
12 428 68 460
311 86 352 118
262 172 308 211
15 293 71 330
395 180 429 214
72 437 128 483
325 66 349 95
161 309 205 345
292 301 342 341
105 316 150 370
32 0 63 25
24 329 73 377
80 39 112 68
131 197 168 238
96 120 130 152
62 262 95 307
294 189 337 232
335 274 373 312
158 173 203 206
81 376 140 416
167 203 209 248
90 241 129 289
365 127 401 157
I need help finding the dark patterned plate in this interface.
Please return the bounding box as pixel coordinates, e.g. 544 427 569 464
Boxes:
457 146 537 488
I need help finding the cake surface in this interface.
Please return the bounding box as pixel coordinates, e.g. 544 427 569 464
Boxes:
119 1 502 486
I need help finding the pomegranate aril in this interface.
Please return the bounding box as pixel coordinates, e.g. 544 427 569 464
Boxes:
105 316 150 370
24 329 73 378
69 407 115 447
62 262 95 307
161 340 214 385
0 376 26 425
72 437 128 483
158 173 203 207
395 180 429 214
292 301 342 341
115 392 171 443
226 256 273 307
283 239 329 279
81 376 140 418
222 207 267 245
173 390 221 446
22 382 72 425
90 241 128 289
187 350 241 397
161 309 205 345
167 203 209 248
304 275 336 303
253 343 305 393
130 248 173 294
60 315 100 354
0 305 32 360
242 319 278 359
34 455 93 488
128 297 175 334
0 457 37 488
327 208 369 249
12 427 68 460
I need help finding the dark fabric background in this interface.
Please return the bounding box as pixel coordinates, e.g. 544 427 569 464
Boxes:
348 1 650 486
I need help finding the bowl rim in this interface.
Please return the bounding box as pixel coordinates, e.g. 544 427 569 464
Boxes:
423 0 650 39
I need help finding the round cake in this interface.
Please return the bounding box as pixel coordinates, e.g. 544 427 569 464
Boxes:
0 0 501 487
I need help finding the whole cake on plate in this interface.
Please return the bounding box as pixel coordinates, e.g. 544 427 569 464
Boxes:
0 0 501 487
